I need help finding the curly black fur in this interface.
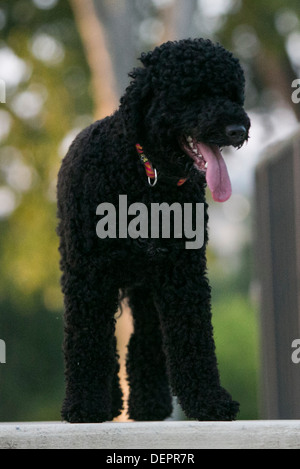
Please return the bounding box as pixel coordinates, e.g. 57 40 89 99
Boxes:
57 38 250 423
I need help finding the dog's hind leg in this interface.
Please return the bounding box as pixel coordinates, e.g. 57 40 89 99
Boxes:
126 286 173 421
60 252 123 423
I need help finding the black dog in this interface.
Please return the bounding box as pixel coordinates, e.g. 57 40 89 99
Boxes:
57 38 250 423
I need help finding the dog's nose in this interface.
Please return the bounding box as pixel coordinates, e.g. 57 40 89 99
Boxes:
225 125 247 144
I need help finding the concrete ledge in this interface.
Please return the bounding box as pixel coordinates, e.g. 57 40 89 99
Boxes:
1 421 300 449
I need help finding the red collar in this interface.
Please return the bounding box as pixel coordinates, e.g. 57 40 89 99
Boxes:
136 144 187 187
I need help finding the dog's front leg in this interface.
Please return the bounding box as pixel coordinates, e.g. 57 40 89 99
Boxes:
155 252 239 421
60 259 123 423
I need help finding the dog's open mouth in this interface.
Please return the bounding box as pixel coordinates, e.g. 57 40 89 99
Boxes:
181 136 232 203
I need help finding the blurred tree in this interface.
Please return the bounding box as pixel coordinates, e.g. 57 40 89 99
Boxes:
71 0 199 109
69 0 119 119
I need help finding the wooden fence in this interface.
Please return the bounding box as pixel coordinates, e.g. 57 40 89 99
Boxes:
255 128 300 419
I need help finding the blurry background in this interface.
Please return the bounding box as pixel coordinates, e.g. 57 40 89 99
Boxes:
0 0 299 421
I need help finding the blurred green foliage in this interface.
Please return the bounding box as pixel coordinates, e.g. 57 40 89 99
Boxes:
212 293 260 420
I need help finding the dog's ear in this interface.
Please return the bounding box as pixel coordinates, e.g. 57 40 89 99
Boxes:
120 65 154 142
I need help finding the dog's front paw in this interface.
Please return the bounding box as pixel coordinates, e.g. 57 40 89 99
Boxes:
203 390 240 421
183 387 240 421
61 398 113 424
202 387 240 421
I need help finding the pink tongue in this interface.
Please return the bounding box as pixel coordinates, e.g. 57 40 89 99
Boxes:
197 143 232 202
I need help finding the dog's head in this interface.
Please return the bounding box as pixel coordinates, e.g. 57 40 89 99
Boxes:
121 38 251 202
